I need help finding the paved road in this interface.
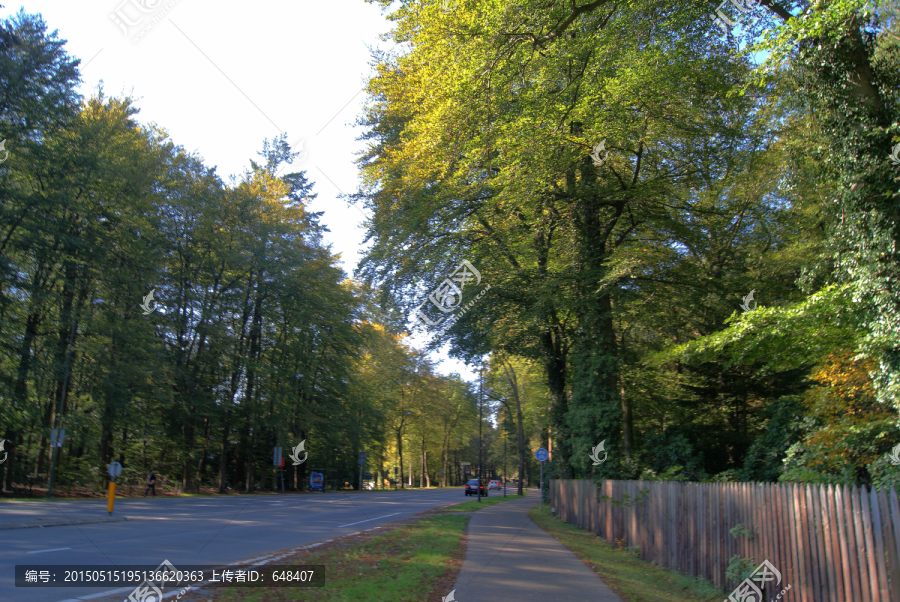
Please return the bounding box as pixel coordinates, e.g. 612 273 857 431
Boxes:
1 488 464 602
451 495 623 601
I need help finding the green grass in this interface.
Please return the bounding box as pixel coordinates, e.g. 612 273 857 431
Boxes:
443 492 526 512
529 505 722 602
210 513 468 602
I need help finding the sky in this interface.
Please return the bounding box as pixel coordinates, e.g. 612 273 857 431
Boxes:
5 0 479 382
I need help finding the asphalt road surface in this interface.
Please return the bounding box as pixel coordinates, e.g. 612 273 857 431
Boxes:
1 488 466 602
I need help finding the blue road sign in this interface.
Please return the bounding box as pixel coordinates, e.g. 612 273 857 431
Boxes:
535 448 549 462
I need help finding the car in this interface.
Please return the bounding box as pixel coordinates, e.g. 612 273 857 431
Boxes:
465 478 487 496
488 480 501 490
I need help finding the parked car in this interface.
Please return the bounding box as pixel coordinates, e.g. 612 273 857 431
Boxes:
465 479 487 496
488 480 501 490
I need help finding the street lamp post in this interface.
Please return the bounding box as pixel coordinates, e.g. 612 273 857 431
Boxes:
477 365 483 502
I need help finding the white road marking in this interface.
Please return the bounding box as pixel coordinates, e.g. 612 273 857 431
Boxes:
27 547 71 554
337 513 401 528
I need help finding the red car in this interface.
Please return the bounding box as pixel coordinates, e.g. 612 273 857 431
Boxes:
465 479 487 496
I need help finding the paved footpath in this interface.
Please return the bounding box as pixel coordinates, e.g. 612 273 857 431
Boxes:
452 495 623 601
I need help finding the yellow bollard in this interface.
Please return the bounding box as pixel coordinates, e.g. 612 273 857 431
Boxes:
107 481 116 515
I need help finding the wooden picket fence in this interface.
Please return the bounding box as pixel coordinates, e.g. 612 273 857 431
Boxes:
549 479 900 601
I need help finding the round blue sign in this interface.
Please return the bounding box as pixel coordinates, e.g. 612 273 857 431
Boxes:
535 448 549 462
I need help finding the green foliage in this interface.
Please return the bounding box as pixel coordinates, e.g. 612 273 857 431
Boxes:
729 523 754 540
599 488 650 508
725 554 759 585
738 396 807 482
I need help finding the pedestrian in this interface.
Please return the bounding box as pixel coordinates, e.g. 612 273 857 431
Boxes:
144 471 156 496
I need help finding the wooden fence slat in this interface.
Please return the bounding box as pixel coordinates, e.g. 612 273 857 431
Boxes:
801 484 815 600
812 484 834 600
870 485 889 602
668 481 681 570
692 483 699 577
773 483 786 588
851 485 871 602
812 484 834 601
846 484 864 602
794 483 811 602
888 488 900 602
776 484 792 594
858 484 880 602
836 484 855 602
608 480 615 545
825 483 844 601
785 483 800 597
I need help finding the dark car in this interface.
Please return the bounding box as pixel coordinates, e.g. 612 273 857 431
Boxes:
465 478 487 496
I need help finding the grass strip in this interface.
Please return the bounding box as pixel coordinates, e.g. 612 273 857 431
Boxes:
195 513 468 602
442 492 526 512
529 505 721 602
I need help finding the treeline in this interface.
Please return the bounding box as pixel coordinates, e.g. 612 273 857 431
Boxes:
0 11 493 496
355 0 900 489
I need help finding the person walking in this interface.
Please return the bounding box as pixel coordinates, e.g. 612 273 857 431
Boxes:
144 471 156 496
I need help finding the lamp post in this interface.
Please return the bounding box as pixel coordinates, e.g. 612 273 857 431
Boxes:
502 429 507 497
48 298 104 498
477 361 483 503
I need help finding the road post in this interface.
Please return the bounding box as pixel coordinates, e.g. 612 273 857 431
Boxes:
107 461 122 515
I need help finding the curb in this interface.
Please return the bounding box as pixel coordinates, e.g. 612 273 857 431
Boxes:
0 516 128 530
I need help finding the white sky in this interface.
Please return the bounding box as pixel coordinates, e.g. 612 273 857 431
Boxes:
6 0 478 381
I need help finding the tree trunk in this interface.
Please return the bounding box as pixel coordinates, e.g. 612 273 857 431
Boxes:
218 410 231 493
621 383 633 461
500 357 526 496
397 426 404 489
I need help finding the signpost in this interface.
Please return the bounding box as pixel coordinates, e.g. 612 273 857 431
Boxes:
309 471 324 491
107 461 122 515
47 427 68 498
273 447 285 493
535 448 549 513
273 447 282 466
358 452 366 492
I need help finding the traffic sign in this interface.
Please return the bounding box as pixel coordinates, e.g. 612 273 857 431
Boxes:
358 452 366 466
107 461 122 478
273 447 282 467
50 428 66 447
535 448 549 462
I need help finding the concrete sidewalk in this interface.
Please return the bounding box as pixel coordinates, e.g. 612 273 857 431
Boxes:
451 495 623 601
